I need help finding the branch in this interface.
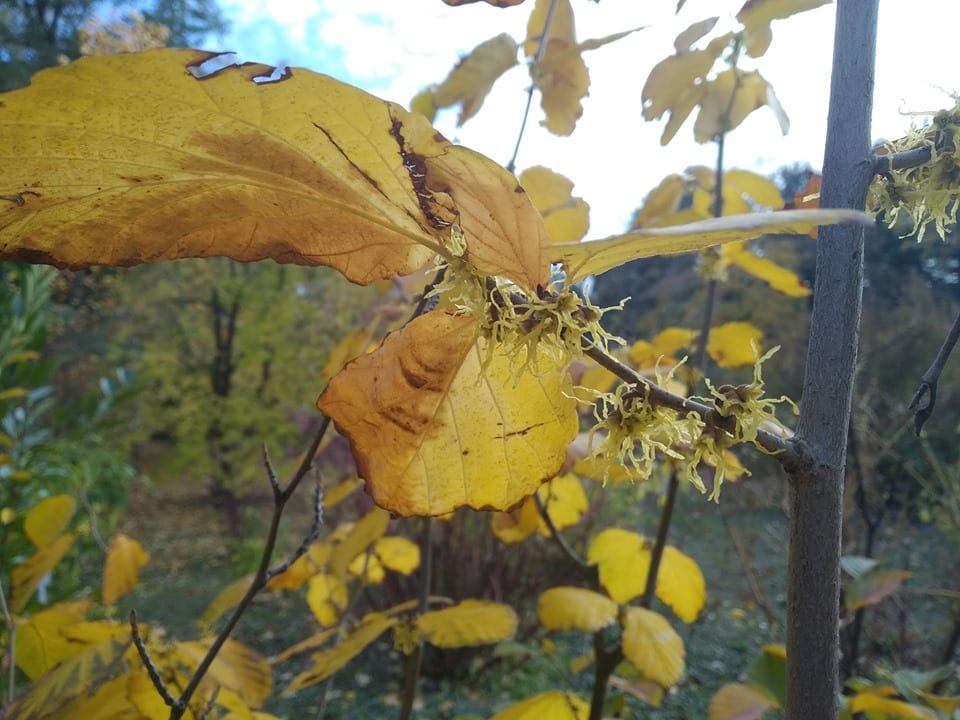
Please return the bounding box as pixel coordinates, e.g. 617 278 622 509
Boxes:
130 610 178 708
505 0 559 173
533 492 596 581
786 3 878 719
909 307 960 434
0 579 16 705
140 417 331 719
873 144 932 174
581 340 790 456
398 518 434 720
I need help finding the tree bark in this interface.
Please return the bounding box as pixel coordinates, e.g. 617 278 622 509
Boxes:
784 3 878 719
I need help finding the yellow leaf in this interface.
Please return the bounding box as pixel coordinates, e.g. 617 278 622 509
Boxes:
588 528 650 603
176 638 272 708
737 0 831 30
848 691 937 719
270 627 338 665
491 690 589 719
283 615 398 693
322 477 364 510
491 499 541 544
536 473 588 534
621 607 685 688
319 310 578 516
0 49 550 292
102 533 150 605
52 673 141 720
587 529 705 621
410 87 437 122
265 552 318 591
578 26 646 52
743 23 773 57
348 551 386 583
519 166 590 244
199 574 254 630
374 536 421 575
320 326 377 385
725 244 810 296
10 533 76 612
417 599 517 647
551 209 872 282
14 600 91 679
1 506 14 524
656 545 707 623
537 586 617 632
710 683 778 720
915 691 960 715
845 570 911 612
641 50 718 145
127 668 176 719
707 322 763 369
631 175 687 228
674 17 719 52
5 636 129 720
699 69 788 142
429 33 518 126
328 508 390 580
24 494 76 549
724 169 785 210
525 0 588 136
0 387 29 401
10 469 31 482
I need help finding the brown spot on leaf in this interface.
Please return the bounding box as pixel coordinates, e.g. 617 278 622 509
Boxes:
312 122 386 199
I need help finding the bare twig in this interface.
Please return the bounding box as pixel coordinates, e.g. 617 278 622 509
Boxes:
0 579 17 704
505 0 559 173
130 610 178 708
533 492 596 581
196 686 220 720
909 307 960 434
79 487 108 553
398 518 433 720
134 416 331 719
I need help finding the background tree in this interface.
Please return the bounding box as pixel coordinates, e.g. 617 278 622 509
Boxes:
0 0 226 91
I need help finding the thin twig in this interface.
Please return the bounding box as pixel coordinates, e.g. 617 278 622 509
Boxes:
641 471 680 609
533 492 596 581
79 487 108 553
0 579 16 704
152 416 332 719
505 0 559 173
130 610 178 708
398 518 433 720
909 307 960 434
196 686 220 720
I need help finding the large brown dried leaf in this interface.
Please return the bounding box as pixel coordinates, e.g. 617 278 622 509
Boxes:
0 49 549 290
318 310 577 516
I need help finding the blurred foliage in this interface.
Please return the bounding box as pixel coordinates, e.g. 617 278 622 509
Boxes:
1 262 134 610
0 0 226 91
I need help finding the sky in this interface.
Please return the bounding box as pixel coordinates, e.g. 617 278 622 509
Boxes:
203 0 958 239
